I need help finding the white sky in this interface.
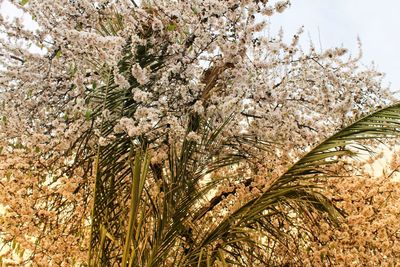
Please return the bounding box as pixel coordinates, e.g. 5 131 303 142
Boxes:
1 0 400 90
269 0 400 92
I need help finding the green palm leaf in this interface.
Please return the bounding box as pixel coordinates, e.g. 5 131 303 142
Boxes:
84 11 400 266
186 103 400 265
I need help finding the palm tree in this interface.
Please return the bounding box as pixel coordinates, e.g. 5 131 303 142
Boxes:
1 2 397 266
86 91 400 266
81 8 400 267
79 30 400 267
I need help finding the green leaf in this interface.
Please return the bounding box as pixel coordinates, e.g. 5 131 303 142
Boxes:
55 49 62 59
85 110 93 121
191 7 199 14
167 23 176 31
19 0 29 5
68 63 77 77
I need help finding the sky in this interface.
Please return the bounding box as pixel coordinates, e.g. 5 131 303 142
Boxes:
269 0 400 92
1 0 400 91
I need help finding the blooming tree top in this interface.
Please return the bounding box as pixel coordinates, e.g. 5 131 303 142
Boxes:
0 0 396 265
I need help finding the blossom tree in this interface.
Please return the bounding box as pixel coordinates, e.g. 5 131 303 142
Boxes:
0 0 399 266
305 175 400 266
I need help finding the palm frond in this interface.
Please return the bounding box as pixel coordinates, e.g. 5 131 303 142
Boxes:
85 9 400 265
277 103 400 188
186 103 400 265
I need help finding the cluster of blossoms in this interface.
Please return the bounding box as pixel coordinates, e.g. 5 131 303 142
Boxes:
300 156 400 266
0 0 398 265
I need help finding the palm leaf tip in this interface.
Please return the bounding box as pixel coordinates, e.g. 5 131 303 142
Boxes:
279 103 400 185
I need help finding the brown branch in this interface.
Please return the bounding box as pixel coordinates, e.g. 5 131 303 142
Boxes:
0 53 25 64
194 178 253 220
201 62 234 101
